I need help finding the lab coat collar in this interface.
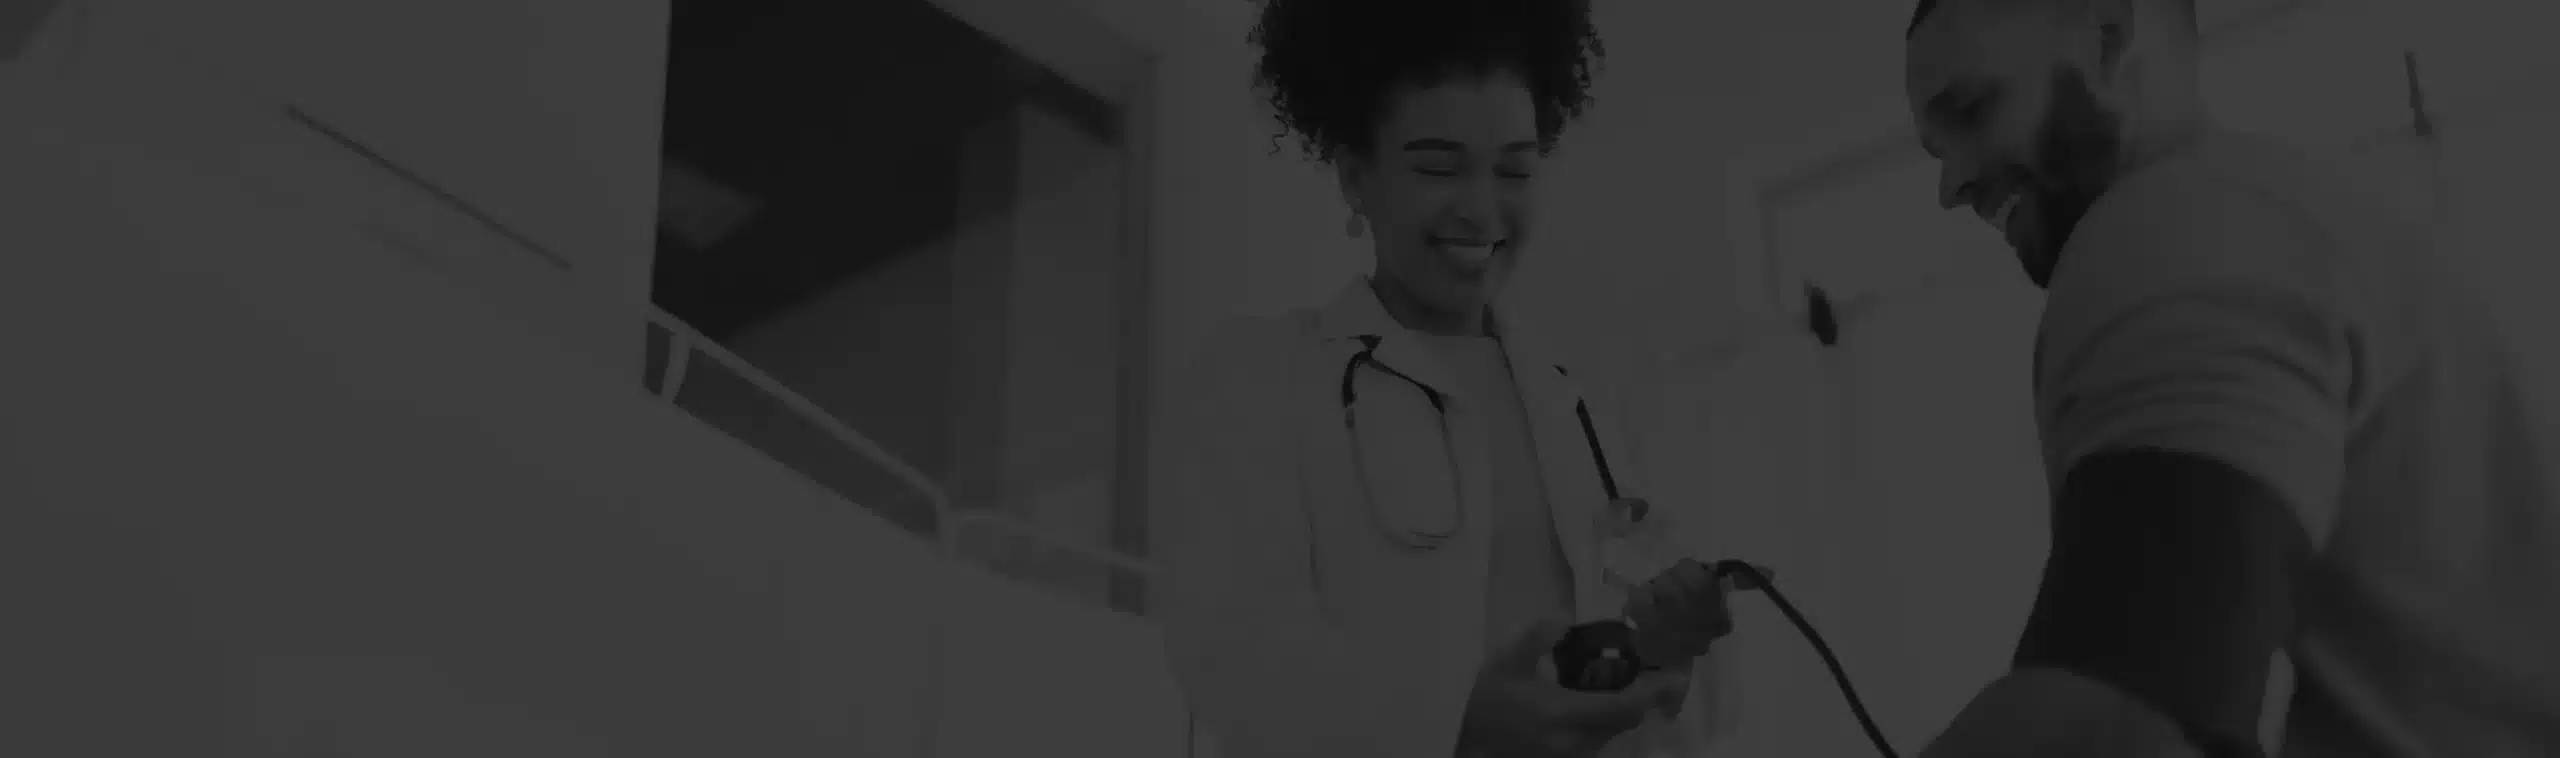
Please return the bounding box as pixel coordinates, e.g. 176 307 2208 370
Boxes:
1487 303 1619 623
1312 276 1529 342
1313 277 1465 404
1310 276 1589 410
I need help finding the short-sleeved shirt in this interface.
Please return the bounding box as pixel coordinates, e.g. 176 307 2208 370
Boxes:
2035 131 2560 757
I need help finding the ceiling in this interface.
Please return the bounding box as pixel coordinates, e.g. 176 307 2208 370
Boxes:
651 0 1121 340
2199 0 2312 35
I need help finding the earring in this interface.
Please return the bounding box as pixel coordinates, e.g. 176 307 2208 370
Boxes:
1345 211 1366 239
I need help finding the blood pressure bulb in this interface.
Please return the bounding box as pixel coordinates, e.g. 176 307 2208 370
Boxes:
1550 561 1771 692
1551 619 1649 692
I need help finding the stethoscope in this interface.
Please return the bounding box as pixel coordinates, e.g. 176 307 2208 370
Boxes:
1340 338 1901 758
1338 334 1625 550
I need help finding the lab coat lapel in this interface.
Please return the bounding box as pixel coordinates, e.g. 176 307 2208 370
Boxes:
1490 308 1613 621
1305 279 1494 624
1312 279 1466 404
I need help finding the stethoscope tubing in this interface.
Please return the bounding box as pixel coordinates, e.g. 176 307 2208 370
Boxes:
1339 335 1621 550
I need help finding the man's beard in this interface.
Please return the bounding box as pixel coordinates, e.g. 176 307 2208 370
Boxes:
2014 69 2125 288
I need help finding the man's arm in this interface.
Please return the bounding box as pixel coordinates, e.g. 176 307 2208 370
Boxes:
2013 448 2315 757
1931 174 2358 758
1923 448 2313 758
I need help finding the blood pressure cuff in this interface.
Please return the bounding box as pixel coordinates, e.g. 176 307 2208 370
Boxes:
2011 448 2314 758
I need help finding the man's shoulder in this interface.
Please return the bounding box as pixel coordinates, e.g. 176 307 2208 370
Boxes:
2034 137 2373 395
2051 138 2358 306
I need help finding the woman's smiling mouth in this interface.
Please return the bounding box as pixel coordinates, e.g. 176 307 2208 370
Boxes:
1433 238 1505 269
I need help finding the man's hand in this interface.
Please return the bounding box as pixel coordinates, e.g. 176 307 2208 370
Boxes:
1460 615 1686 758
1919 668 2209 758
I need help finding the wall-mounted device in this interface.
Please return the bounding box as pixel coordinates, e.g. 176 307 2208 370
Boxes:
1806 284 1841 347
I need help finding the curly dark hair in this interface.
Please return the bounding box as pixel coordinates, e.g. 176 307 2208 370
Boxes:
1247 0 1607 164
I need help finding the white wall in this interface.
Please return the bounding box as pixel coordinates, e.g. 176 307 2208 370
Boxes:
49 0 670 376
0 0 63 64
2414 0 2560 393
1139 11 1366 357
1503 1 1899 382
0 6 1197 757
2437 103 2560 396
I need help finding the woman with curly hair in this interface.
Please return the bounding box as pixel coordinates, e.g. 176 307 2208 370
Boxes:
1153 2 1739 756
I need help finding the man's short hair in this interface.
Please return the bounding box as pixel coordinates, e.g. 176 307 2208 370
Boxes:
1906 0 1942 39
1905 0 2197 40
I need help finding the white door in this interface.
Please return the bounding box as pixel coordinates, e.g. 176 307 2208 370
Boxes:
1755 147 2055 758
2408 0 2560 397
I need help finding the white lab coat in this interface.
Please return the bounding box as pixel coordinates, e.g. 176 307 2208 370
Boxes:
1156 278 1737 758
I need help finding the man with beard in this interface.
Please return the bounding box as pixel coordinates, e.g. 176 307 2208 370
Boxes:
1901 1 2560 757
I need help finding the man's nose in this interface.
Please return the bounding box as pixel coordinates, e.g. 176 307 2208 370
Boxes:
1937 163 1972 211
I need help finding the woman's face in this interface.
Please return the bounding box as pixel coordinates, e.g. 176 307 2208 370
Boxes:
1341 68 1544 331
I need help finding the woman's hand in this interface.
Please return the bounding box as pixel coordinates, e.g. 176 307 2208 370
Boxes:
1623 558 1735 666
1598 498 1737 667
1460 616 1686 758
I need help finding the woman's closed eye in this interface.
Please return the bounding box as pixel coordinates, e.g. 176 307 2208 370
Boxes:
1411 166 1535 181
